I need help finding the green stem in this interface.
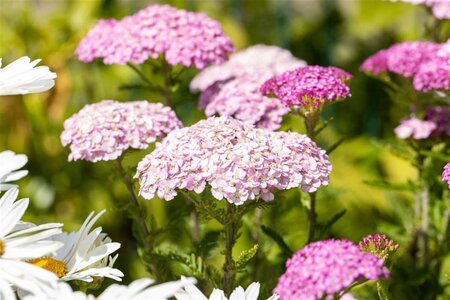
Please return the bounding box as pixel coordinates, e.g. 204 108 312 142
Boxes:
307 192 317 243
161 60 173 107
223 203 238 296
127 62 154 87
415 153 430 267
115 157 162 281
377 281 389 300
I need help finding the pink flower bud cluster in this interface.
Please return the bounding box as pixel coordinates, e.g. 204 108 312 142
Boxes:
425 106 450 138
361 40 450 92
274 239 389 300
443 162 450 189
191 45 306 130
61 100 182 162
394 117 437 140
75 4 234 69
260 65 352 109
135 116 331 204
359 233 399 260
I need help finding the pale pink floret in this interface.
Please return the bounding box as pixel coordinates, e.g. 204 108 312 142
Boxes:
190 44 306 92
75 4 234 69
274 239 389 300
394 117 437 140
135 116 331 204
442 163 450 189
200 74 289 131
61 100 182 162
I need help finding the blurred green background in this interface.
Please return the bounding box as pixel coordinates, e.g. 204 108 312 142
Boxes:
0 0 449 298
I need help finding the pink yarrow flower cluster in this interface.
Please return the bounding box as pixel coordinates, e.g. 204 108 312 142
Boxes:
191 45 306 130
61 100 182 162
260 65 352 109
135 116 331 204
443 162 450 189
361 40 450 92
394 117 437 140
425 106 450 138
390 0 450 19
275 239 389 300
75 4 234 69
199 74 289 131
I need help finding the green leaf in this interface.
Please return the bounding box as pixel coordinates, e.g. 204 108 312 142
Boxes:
236 244 259 270
317 209 346 238
261 225 293 258
363 179 418 192
327 136 347 154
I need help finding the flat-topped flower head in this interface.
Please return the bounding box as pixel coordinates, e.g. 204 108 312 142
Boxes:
425 106 450 138
61 100 182 162
394 117 437 140
0 150 28 191
199 74 289 130
0 56 56 96
390 0 450 19
443 163 450 189
413 41 450 92
75 4 234 69
260 65 352 110
359 233 399 260
28 210 123 283
360 41 442 79
190 44 306 92
136 116 331 204
275 239 389 300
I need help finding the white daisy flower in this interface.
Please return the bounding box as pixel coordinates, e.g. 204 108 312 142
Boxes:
0 188 63 260
28 210 123 282
23 277 197 300
0 259 59 298
0 56 56 96
0 150 28 191
175 281 279 300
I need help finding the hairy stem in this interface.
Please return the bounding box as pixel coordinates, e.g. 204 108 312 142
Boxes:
116 158 162 281
223 203 238 296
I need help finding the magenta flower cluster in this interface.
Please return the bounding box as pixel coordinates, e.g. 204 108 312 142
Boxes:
360 40 450 92
135 116 331 204
443 163 450 189
275 239 389 300
75 4 234 69
61 100 182 162
191 45 306 130
260 65 352 109
425 106 450 138
359 233 399 260
394 117 437 140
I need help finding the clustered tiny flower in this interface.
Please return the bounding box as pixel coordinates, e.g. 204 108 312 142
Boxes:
61 100 182 162
274 239 389 300
191 45 306 130
394 117 437 140
389 0 450 19
260 65 352 110
190 44 306 92
424 106 450 138
359 233 399 260
136 116 331 204
361 40 450 92
443 163 450 189
199 74 289 130
75 4 234 69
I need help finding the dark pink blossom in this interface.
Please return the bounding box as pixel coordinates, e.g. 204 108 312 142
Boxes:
443 163 450 189
275 239 389 300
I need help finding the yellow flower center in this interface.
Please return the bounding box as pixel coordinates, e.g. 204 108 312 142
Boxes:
0 240 4 256
27 257 67 278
